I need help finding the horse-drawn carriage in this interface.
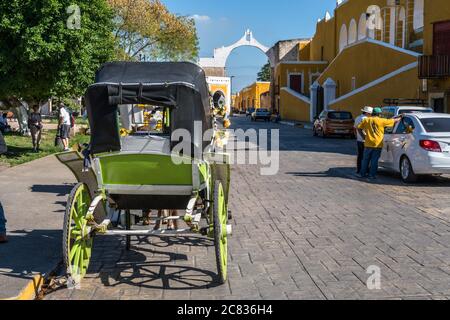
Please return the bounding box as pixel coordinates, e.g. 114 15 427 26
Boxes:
57 62 231 284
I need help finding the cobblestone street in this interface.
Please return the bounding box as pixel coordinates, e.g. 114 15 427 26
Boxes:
45 116 450 300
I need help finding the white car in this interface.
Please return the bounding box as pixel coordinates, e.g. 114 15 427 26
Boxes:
379 113 450 182
381 106 433 118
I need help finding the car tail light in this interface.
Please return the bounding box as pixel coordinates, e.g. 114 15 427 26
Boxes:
420 140 442 152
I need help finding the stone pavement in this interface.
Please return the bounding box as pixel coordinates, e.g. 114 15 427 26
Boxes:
0 156 75 299
40 116 450 300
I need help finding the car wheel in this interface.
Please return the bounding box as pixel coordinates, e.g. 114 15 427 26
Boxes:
400 156 418 183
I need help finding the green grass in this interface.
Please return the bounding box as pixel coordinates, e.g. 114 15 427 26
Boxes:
43 117 89 125
0 129 90 167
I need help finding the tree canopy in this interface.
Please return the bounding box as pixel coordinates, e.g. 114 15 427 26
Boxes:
108 0 199 62
0 0 115 103
257 62 271 82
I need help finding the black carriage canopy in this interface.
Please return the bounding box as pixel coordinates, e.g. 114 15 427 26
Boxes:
85 62 213 154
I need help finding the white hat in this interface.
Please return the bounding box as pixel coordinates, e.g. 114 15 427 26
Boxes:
361 106 373 114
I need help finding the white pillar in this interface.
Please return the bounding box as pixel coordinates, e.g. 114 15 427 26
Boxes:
390 7 396 45
323 78 336 111
310 81 320 122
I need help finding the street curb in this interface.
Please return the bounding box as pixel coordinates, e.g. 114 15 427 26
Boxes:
279 121 296 127
279 121 314 130
0 274 44 300
0 260 63 300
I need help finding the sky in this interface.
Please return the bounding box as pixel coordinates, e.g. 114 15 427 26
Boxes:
162 0 337 93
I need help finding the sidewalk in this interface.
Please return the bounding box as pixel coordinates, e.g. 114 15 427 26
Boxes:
0 156 75 299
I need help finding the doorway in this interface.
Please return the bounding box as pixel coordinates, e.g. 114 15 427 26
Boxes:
289 74 303 94
432 97 445 113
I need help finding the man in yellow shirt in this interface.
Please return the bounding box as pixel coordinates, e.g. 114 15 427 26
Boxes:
357 108 402 180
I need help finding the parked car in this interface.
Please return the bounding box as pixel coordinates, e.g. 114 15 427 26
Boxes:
313 110 355 138
379 113 450 183
251 108 271 122
246 108 255 117
381 106 433 118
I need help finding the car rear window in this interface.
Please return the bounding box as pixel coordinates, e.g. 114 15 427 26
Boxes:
420 118 450 132
328 112 353 120
399 109 433 114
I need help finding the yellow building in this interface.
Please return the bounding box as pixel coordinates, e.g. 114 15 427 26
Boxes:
273 0 448 122
419 0 450 113
235 82 271 112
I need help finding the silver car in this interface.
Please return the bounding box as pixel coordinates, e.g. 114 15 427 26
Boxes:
380 113 450 182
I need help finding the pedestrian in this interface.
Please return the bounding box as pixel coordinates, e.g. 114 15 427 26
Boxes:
0 133 7 244
357 107 402 180
28 105 43 152
81 143 91 172
0 112 11 133
0 201 7 243
354 106 373 174
0 130 6 155
58 103 72 152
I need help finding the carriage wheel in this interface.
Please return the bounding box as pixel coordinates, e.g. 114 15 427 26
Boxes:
63 183 93 283
213 181 228 284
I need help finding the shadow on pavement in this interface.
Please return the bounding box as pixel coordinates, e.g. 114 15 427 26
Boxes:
0 229 62 299
90 235 221 291
30 184 74 196
288 167 450 187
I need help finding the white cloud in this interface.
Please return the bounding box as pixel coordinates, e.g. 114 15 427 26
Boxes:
191 14 211 23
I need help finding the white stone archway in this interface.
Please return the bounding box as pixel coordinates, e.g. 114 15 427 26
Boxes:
198 29 273 69
199 30 272 117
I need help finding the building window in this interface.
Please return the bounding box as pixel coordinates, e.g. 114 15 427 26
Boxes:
433 21 450 56
289 74 303 94
339 24 348 52
349 19 357 44
358 13 367 40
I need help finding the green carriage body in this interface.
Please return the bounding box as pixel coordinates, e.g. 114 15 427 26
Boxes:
58 62 232 284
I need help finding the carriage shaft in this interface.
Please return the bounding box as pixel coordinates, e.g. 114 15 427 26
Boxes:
101 229 196 237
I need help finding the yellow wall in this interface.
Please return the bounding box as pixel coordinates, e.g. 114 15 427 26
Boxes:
329 67 421 117
235 82 271 110
275 62 327 96
298 41 311 61
310 18 336 62
279 89 310 122
422 0 450 104
423 0 450 55
317 41 418 98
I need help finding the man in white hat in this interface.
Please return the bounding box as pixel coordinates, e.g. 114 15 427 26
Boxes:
354 106 373 174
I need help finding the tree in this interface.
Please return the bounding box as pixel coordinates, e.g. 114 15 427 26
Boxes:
0 0 115 132
257 62 271 82
108 0 199 62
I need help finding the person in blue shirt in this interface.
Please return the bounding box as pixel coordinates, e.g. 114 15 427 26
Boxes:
0 202 7 243
0 131 7 243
